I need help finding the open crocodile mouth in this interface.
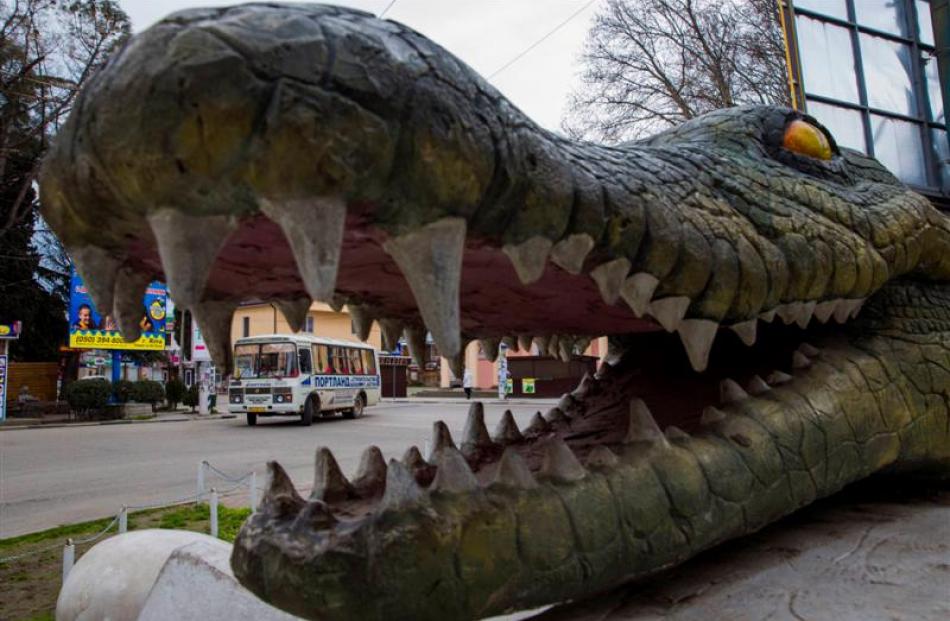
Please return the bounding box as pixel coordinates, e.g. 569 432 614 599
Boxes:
38 3 950 620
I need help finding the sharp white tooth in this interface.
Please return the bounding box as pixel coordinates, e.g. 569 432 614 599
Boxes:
448 349 466 381
524 411 551 434
586 446 619 469
404 325 427 368
461 402 493 453
589 258 631 305
678 319 718 372
776 303 798 325
664 426 690 441
489 448 537 489
792 351 812 369
719 378 749 404
546 334 560 358
312 447 354 502
147 208 236 309
113 266 151 342
605 339 626 365
572 372 595 399
401 446 427 470
502 236 552 284
624 399 669 447
834 299 860 323
259 197 346 302
558 337 573 362
431 447 478 493
796 301 816 329
275 297 312 333
620 272 659 317
533 335 551 354
798 342 820 357
492 409 524 444
814 300 836 323
328 295 346 312
729 319 758 346
573 336 592 355
348 304 374 342
378 318 403 352
479 338 500 362
190 299 237 371
501 336 517 351
539 437 586 483
550 233 594 274
379 459 427 512
430 420 457 461
352 446 387 495
261 461 304 518
518 334 534 353
649 296 691 332
70 246 120 317
850 298 866 319
700 406 727 426
767 370 793 385
759 308 777 323
382 217 466 357
746 375 771 395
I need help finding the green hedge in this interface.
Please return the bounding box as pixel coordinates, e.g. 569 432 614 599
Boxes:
63 379 111 416
165 379 185 409
114 379 135 403
183 385 199 411
131 380 164 407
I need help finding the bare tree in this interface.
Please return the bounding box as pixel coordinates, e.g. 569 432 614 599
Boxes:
564 0 790 142
0 0 130 235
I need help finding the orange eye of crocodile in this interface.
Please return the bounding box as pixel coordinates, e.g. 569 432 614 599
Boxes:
783 119 833 160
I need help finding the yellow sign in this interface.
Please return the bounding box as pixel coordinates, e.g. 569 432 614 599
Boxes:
68 331 166 351
522 378 536 394
0 326 9 336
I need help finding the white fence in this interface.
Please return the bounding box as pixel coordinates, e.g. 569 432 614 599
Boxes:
0 460 261 582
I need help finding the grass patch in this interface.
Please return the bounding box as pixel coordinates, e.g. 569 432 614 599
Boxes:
0 503 252 620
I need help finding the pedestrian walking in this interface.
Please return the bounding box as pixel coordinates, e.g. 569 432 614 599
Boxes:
462 368 473 399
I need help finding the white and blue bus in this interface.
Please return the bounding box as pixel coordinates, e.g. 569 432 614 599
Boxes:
228 334 381 426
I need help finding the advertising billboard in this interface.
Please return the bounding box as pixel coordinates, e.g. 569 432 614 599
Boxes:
68 267 168 351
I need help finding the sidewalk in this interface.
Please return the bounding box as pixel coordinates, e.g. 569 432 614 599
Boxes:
0 410 235 431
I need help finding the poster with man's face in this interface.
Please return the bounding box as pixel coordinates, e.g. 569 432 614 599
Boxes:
68 267 168 351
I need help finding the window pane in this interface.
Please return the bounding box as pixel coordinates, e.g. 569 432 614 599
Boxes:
361 350 377 375
853 0 912 37
923 53 944 124
933 128 950 190
796 17 860 103
314 345 331 374
347 348 363 375
870 114 926 186
794 0 848 20
916 0 934 46
805 99 866 152
298 348 312 374
859 34 917 115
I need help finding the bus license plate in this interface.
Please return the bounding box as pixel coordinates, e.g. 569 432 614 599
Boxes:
249 406 266 413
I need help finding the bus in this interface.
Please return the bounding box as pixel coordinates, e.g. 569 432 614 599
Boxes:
227 334 381 426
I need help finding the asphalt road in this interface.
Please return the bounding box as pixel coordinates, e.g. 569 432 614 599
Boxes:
0 400 549 538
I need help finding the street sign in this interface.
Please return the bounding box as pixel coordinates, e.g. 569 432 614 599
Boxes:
0 355 7 422
521 378 536 394
192 324 211 362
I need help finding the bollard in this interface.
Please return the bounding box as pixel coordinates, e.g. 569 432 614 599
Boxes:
118 506 128 534
249 472 258 511
209 487 219 538
196 460 206 504
62 538 75 583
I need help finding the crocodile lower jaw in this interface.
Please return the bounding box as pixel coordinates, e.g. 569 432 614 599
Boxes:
231 309 944 620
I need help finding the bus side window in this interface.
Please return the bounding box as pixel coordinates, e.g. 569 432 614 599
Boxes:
361 350 377 375
298 348 312 374
348 348 364 375
332 347 348 374
314 344 332 374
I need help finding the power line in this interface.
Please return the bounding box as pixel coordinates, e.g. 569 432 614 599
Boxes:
488 0 599 80
379 0 397 18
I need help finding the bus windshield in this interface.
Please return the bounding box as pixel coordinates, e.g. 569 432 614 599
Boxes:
234 343 298 378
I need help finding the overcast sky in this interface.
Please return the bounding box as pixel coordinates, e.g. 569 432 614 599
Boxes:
117 0 600 132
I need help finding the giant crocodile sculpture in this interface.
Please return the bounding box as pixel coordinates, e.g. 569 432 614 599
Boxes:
39 3 950 620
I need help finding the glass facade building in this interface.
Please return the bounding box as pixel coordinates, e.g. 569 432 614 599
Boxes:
782 0 949 200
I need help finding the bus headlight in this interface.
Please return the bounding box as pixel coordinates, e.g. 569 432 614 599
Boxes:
273 388 292 404
229 390 243 404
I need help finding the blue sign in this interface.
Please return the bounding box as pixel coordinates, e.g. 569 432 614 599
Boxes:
0 355 7 422
69 267 168 351
313 375 381 389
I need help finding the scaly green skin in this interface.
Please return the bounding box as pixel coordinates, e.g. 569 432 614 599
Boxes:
37 3 950 620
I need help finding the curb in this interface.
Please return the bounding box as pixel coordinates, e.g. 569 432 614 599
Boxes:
0 414 237 432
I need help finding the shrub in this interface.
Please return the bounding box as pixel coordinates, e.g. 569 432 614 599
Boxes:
63 379 111 418
183 385 199 411
165 379 185 409
131 380 165 409
114 380 134 403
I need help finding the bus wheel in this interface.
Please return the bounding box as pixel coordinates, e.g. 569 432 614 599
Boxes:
302 395 317 426
246 412 257 426
343 394 364 419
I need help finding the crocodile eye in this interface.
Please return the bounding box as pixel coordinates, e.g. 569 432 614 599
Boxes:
782 120 833 160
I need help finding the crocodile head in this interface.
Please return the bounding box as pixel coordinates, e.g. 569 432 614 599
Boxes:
39 4 950 620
